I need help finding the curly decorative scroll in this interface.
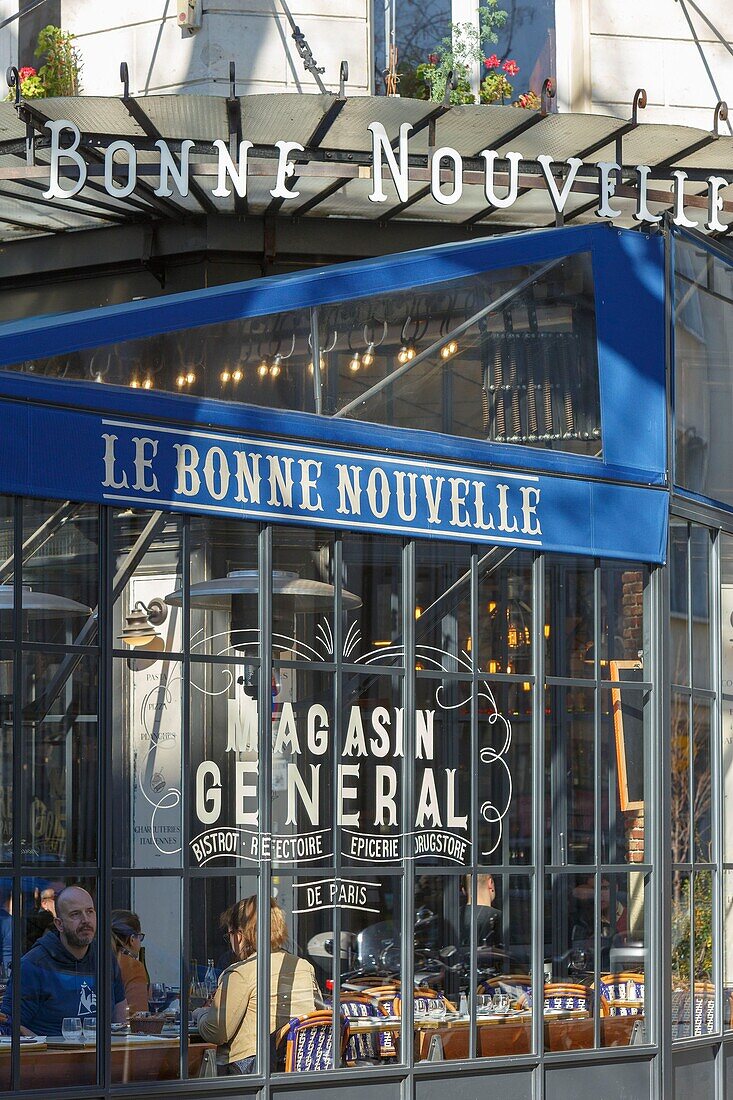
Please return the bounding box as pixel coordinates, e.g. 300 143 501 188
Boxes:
478 684 513 857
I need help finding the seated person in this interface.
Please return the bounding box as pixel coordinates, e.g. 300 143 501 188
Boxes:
111 910 150 1015
462 874 501 948
2 885 128 1035
194 895 319 1076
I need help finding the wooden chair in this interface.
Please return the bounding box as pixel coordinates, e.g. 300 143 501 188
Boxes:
479 973 533 1007
542 983 591 1012
334 991 385 1064
282 1010 349 1072
671 981 716 1038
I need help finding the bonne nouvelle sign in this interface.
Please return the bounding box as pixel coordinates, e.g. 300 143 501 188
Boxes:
41 118 731 230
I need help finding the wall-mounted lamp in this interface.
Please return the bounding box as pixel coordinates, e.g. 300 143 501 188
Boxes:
118 598 168 647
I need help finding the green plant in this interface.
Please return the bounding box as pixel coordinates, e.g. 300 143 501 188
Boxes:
34 25 83 96
416 1 507 105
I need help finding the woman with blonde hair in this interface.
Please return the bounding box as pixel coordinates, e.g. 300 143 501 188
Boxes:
111 910 150 1014
194 895 319 1075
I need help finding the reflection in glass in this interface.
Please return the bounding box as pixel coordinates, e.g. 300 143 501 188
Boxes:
600 562 648 673
414 677 470 867
690 527 711 690
724 870 733 1031
671 869 692 1040
692 870 715 1036
22 500 98 647
600 871 647 1047
478 681 532 866
670 522 690 687
601 686 648 865
671 694 691 866
342 533 403 666
545 687 594 865
0 652 11 864
22 653 98 865
478 548 532 676
415 542 472 675
693 697 712 864
0 497 13 643
545 557 594 679
187 517 259 659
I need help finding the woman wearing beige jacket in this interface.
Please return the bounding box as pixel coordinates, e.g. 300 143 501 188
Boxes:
194 896 319 1076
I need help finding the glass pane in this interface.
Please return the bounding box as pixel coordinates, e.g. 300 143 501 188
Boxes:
473 873 533 1060
478 681 532 866
0 651 11 864
113 656 183 869
272 528 334 662
22 653 98 865
671 869 692 1040
373 0 450 94
492 0 556 98
412 872 465 1062
112 509 184 658
272 663 333 870
339 874 402 1069
675 236 733 505
545 686 595 865
265 876 326 1072
188 517 259 660
415 542 472 675
342 533 403 667
693 697 713 863
690 527 711 689
722 534 733 864
724 869 733 1031
545 557 594 679
544 873 594 1051
670 522 690 687
0 877 8 1092
13 878 103 1089
414 677 470 867
111 877 182 1084
600 562 648 673
692 870 715 1036
477 548 533 677
600 871 647 1047
601 685 648 864
671 693 691 865
22 500 98 647
340 672 403 868
188 874 259 1076
326 255 601 457
0 497 14 642
11 308 316 412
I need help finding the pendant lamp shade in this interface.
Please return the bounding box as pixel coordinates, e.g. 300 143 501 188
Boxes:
164 570 362 611
0 584 92 618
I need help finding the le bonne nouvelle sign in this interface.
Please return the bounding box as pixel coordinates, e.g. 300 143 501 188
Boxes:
41 119 731 229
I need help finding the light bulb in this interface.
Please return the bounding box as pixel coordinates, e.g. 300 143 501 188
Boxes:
397 346 409 364
186 371 195 385
440 340 458 360
221 370 231 383
232 368 243 383
362 343 375 367
407 346 415 361
142 378 153 390
270 360 281 379
94 372 103 383
308 362 314 375
258 360 268 378
176 375 185 388
349 354 360 372
130 379 140 388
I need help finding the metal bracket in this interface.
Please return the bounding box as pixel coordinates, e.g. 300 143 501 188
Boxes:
443 69 456 108
5 66 19 108
631 88 647 126
713 100 728 137
279 0 328 94
120 61 130 99
339 60 348 99
540 77 555 117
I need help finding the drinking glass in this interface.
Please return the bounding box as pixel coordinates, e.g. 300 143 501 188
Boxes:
61 1017 83 1042
477 994 491 1015
82 1016 96 1041
149 983 167 1011
494 994 511 1015
428 1001 446 1021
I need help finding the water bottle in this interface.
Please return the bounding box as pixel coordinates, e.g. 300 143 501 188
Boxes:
204 958 217 997
459 992 468 1017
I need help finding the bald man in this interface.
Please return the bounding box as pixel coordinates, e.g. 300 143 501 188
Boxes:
2 885 128 1036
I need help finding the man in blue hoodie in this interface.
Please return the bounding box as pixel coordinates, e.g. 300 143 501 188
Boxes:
2 885 128 1035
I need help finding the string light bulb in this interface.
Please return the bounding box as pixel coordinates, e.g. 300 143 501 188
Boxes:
270 353 282 378
232 368 243 383
142 378 153 390
258 359 269 378
185 371 195 385
397 344 416 365
221 370 231 383
176 374 185 388
440 339 458 360
130 379 140 388
361 342 375 367
349 353 361 373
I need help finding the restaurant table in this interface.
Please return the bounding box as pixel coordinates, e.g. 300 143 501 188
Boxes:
348 1010 642 1061
0 1036 215 1087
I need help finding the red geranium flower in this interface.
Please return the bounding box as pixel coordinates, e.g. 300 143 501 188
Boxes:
427 53 438 64
502 59 519 76
483 54 499 69
18 66 36 80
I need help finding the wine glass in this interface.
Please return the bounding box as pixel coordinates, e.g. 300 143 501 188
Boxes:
82 1016 96 1042
149 983 167 1012
61 1017 83 1042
